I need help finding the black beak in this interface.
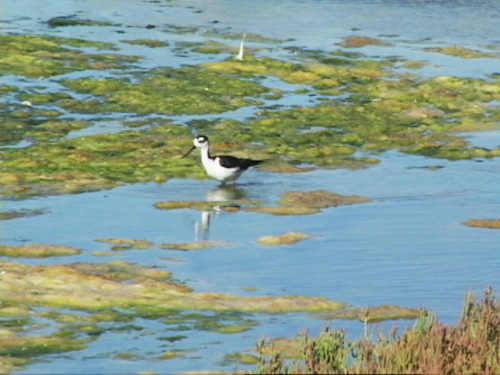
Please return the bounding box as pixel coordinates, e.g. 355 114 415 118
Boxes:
182 145 196 158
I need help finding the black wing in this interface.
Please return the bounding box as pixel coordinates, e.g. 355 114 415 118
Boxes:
217 155 262 170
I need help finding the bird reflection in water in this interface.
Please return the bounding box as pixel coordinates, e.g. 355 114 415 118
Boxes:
194 184 246 240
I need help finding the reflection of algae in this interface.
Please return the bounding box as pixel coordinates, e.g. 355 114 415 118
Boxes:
159 240 231 251
154 199 261 211
462 218 500 229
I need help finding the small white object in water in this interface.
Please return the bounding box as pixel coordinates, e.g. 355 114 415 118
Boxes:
236 33 246 60
21 101 33 107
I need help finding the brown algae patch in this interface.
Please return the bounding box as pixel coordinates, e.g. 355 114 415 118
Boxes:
278 190 371 208
0 243 81 258
256 232 313 246
462 218 500 229
0 209 45 221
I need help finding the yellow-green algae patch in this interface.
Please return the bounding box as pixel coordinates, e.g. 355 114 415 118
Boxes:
0 124 198 198
121 39 169 48
339 35 392 48
319 304 420 322
258 161 316 173
47 16 114 28
202 53 500 163
246 190 370 217
202 55 389 91
462 218 500 229
222 352 259 366
424 45 499 59
278 190 371 208
0 243 81 258
257 336 305 360
256 232 313 246
0 259 346 313
25 120 90 140
0 34 137 78
158 350 185 360
59 65 269 115
246 206 320 216
0 257 420 372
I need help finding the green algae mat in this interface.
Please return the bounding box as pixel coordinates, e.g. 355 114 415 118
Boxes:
1 29 500 372
1 33 500 199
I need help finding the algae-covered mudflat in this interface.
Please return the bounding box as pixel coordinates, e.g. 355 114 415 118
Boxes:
1 0 499 373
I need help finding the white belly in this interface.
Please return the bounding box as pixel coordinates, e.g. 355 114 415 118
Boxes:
202 157 242 182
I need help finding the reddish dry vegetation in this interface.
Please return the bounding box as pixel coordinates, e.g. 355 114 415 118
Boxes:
258 288 500 374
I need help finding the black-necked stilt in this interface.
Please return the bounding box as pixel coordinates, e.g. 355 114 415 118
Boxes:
183 135 262 184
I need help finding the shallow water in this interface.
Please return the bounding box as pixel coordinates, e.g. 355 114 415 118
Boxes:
2 0 500 373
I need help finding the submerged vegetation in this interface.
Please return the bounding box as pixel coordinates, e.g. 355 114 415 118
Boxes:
256 288 500 374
